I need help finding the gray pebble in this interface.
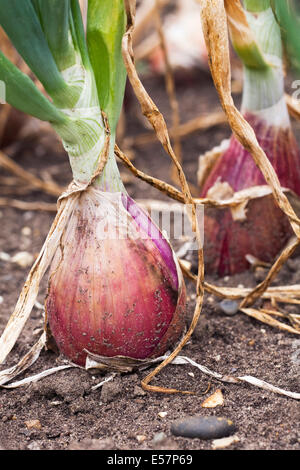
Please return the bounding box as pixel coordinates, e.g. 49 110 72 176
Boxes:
171 416 236 439
219 299 239 316
152 432 167 444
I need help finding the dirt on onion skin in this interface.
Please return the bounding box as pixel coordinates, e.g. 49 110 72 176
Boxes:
0 71 300 450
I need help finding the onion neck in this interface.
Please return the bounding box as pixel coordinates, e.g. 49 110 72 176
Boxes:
94 132 126 193
52 57 125 192
240 6 290 127
243 0 270 13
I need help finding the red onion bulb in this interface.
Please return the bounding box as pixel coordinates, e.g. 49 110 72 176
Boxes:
46 187 186 366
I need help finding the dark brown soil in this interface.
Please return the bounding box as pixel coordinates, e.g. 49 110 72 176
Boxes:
0 71 299 451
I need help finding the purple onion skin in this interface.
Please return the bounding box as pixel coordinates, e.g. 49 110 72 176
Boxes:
46 190 186 367
200 113 300 276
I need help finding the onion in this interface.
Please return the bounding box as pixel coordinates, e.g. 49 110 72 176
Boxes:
200 106 300 275
199 4 300 275
0 2 187 369
46 188 186 366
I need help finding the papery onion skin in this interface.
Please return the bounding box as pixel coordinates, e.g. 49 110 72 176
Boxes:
46 189 186 366
200 112 300 275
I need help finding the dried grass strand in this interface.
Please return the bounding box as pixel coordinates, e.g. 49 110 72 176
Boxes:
0 150 63 197
154 0 182 183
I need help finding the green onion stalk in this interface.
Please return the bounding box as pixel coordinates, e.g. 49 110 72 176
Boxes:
271 0 300 72
0 0 186 368
199 0 300 275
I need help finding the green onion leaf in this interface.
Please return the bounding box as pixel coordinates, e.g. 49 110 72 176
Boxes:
0 51 66 124
271 0 300 71
70 0 91 69
87 0 127 132
0 0 70 105
243 0 270 12
31 0 76 71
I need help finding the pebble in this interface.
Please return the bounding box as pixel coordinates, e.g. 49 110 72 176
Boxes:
201 389 224 408
0 252 11 262
11 251 34 268
133 385 146 397
152 432 167 444
158 411 168 419
25 419 42 430
21 226 32 236
212 435 240 449
27 441 41 451
0 296 3 305
219 299 239 316
171 416 236 440
136 435 147 443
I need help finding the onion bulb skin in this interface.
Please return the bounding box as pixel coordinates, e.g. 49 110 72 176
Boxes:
46 187 186 366
200 111 300 276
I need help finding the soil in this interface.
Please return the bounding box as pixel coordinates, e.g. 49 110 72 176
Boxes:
0 70 299 451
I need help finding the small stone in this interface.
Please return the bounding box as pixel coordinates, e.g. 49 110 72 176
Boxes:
171 416 236 440
11 251 34 268
152 432 167 444
188 372 194 378
136 435 147 443
0 252 11 262
201 389 224 408
46 429 60 438
50 400 63 406
158 411 168 418
27 441 41 451
21 226 32 236
219 299 239 316
214 354 221 362
212 435 240 449
25 419 42 430
0 296 3 305
133 385 146 397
